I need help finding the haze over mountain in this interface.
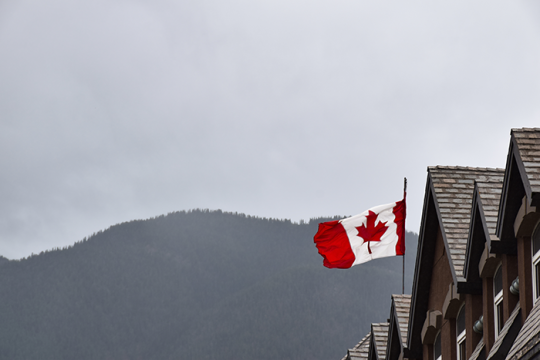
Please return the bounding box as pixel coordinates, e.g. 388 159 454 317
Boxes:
0 210 417 359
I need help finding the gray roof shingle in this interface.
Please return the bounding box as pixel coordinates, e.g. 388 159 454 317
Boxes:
429 166 505 280
341 332 371 360
506 300 540 360
372 323 389 360
512 128 540 195
487 303 521 360
470 338 485 360
476 180 504 240
391 294 411 347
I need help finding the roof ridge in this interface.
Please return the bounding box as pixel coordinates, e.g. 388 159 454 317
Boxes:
511 127 540 132
428 165 505 172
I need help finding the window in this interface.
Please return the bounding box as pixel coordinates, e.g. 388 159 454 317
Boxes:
456 306 466 360
434 331 442 360
533 224 540 303
494 265 503 337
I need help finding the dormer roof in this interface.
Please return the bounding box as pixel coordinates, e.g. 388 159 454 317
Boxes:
342 332 371 360
385 294 411 360
477 181 504 239
369 323 389 360
510 128 540 196
429 166 504 281
464 180 504 283
506 301 540 360
497 128 540 245
407 166 504 358
486 303 522 360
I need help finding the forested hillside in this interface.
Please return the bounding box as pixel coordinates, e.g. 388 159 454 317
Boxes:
0 210 418 360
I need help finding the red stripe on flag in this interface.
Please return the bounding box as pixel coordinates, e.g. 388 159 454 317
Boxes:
313 220 355 269
392 197 406 256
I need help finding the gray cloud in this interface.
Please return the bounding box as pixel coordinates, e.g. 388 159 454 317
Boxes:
1 0 540 258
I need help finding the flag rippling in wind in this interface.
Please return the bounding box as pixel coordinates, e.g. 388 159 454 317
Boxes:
313 198 406 269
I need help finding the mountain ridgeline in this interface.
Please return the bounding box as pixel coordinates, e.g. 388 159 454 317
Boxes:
0 209 418 360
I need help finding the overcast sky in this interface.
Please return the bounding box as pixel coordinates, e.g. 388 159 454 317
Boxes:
1 0 540 259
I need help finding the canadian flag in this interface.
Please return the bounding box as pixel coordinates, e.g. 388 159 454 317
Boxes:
313 198 406 269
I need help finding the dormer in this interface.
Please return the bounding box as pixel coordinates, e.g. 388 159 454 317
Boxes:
386 294 411 360
407 166 504 360
369 323 389 360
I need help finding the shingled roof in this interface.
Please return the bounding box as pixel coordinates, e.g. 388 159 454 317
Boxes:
470 338 485 360
477 181 504 241
464 180 504 283
369 323 389 360
497 128 540 244
506 301 540 360
512 128 540 196
386 294 411 360
486 303 522 360
408 166 505 358
429 166 504 280
392 294 410 347
341 332 371 360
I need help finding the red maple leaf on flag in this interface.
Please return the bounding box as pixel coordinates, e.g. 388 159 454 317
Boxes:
355 211 388 254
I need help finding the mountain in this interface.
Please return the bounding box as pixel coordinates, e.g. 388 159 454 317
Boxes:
0 209 418 360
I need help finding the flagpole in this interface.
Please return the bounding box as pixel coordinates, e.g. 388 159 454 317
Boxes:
403 177 407 295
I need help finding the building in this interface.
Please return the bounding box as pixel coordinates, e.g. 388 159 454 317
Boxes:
339 128 540 360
